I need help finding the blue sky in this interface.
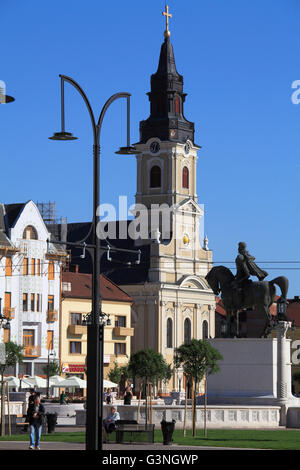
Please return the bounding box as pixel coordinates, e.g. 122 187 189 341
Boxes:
1 0 300 297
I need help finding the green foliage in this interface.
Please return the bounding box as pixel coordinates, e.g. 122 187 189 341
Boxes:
108 362 131 385
174 339 223 384
0 341 23 375
108 362 123 385
42 361 60 377
128 348 169 385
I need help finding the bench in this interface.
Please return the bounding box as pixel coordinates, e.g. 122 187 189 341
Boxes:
106 420 155 444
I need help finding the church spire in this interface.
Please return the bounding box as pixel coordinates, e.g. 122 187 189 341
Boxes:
138 5 195 145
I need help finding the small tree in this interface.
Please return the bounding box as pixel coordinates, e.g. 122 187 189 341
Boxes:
174 339 223 436
108 361 123 386
42 360 60 377
0 341 24 436
128 349 169 425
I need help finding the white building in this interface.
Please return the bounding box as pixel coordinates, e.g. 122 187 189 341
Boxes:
0 200 66 377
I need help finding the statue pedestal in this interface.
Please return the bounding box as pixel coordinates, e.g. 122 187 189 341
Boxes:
207 334 297 408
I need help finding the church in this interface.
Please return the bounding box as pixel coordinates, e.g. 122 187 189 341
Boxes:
53 7 216 393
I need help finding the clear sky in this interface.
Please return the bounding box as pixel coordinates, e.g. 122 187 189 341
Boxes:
1 0 300 297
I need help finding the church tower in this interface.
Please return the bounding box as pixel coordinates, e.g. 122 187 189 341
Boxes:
121 6 216 396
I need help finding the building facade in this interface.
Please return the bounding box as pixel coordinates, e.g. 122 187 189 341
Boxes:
0 201 66 376
61 270 133 381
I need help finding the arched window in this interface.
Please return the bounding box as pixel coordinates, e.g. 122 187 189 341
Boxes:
184 318 191 345
182 166 189 189
23 225 38 240
202 320 209 339
174 96 181 114
166 318 173 348
150 165 161 188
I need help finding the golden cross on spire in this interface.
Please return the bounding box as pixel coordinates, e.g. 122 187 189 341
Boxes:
162 4 172 38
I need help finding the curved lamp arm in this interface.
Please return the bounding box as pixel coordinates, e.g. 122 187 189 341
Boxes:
59 74 97 142
59 75 131 146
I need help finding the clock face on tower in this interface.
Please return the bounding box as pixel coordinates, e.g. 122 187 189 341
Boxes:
184 142 191 154
150 141 160 154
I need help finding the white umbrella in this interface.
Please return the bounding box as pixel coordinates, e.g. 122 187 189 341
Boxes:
24 376 47 388
49 375 65 387
103 379 118 388
3 376 20 388
58 376 86 388
19 377 36 389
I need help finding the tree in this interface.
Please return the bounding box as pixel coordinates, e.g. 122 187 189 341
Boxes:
128 349 169 424
0 341 24 436
108 362 131 397
174 339 223 436
108 361 122 385
42 360 60 377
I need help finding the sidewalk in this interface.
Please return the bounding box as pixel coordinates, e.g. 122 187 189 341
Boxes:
0 441 257 451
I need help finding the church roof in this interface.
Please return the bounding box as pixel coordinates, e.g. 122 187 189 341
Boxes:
49 221 150 285
138 35 195 145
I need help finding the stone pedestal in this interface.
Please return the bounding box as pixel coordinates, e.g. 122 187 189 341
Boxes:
207 336 298 406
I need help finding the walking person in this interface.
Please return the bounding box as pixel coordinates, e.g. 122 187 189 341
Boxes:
23 388 36 432
123 385 133 405
28 394 45 450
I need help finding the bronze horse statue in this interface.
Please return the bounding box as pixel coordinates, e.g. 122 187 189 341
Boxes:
205 266 289 337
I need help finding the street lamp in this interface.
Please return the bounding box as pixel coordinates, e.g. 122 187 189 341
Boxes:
49 75 139 451
0 83 15 104
46 350 55 399
277 297 288 322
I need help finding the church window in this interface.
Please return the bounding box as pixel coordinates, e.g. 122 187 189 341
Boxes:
174 96 180 114
184 318 191 345
150 165 161 188
166 318 173 348
23 225 38 240
182 166 189 189
202 320 209 339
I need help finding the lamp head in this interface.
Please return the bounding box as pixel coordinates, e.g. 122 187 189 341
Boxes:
115 146 141 155
0 95 15 104
49 131 78 141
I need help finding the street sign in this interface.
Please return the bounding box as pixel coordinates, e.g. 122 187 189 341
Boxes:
0 343 5 365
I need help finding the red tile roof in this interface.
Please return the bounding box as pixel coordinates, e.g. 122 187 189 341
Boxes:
286 300 300 327
62 271 132 303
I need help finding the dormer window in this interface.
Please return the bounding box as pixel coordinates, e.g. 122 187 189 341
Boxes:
23 225 38 240
150 165 161 188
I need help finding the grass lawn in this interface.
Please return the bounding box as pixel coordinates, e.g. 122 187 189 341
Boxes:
164 429 300 450
1 428 300 450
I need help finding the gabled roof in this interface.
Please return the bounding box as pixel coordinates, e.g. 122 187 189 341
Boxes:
62 271 132 303
0 205 12 247
4 203 25 228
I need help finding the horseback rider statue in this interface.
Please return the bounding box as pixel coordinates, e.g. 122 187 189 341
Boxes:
205 242 289 338
232 242 269 304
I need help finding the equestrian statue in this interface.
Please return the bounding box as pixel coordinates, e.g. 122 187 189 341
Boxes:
205 242 289 338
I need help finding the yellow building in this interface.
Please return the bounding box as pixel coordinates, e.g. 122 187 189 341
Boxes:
60 270 133 382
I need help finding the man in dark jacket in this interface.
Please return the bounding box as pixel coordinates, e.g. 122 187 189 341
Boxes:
28 394 45 450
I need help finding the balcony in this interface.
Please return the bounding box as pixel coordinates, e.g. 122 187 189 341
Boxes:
3 307 15 320
68 324 87 336
113 327 134 337
23 346 41 357
47 310 58 322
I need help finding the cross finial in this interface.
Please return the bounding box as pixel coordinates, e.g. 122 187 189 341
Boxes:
162 5 172 38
